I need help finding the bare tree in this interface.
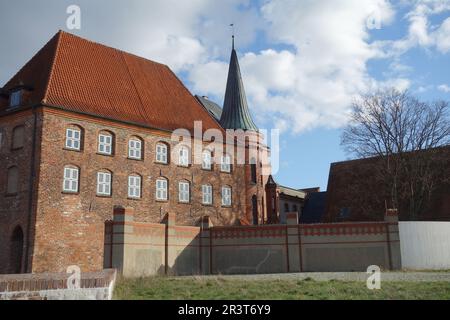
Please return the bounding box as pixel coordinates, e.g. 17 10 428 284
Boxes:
342 89 450 220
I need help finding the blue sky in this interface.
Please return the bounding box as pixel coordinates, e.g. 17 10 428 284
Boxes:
1 0 449 190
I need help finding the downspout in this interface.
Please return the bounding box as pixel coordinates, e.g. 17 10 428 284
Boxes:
24 105 39 272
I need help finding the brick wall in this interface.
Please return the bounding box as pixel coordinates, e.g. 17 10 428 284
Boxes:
31 108 250 273
0 109 42 274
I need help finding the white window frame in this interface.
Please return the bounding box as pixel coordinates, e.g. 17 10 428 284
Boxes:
178 181 190 203
221 154 231 173
65 128 81 151
222 186 232 206
63 167 79 193
178 146 189 167
202 150 212 170
128 138 142 160
98 133 113 155
156 143 168 164
97 172 111 196
202 184 213 205
156 178 168 201
128 175 141 199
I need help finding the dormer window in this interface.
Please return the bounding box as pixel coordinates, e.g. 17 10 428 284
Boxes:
10 90 22 108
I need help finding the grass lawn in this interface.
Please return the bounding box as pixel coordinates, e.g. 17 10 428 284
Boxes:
114 276 450 300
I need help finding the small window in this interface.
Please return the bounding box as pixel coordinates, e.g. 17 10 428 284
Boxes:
11 126 25 150
178 181 190 203
250 158 257 183
128 175 141 199
97 171 112 196
128 138 142 160
98 132 113 155
63 166 79 193
156 143 168 164
7 166 19 194
202 184 213 205
156 178 168 201
10 90 22 107
202 150 212 170
284 203 290 213
222 186 232 206
65 128 81 150
178 146 190 167
221 154 231 173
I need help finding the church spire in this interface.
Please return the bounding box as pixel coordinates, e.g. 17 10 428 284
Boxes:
219 34 258 131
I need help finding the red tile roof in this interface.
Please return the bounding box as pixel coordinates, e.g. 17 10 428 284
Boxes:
1 31 222 133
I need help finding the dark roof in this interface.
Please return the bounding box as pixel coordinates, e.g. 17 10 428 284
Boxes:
0 31 223 134
195 95 222 121
301 192 327 224
219 47 258 131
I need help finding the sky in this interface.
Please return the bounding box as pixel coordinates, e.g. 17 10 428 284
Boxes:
1 0 449 190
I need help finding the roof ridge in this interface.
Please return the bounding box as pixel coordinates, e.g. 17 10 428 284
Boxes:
42 31 64 104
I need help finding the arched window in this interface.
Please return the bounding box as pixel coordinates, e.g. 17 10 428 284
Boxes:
65 125 83 151
7 166 19 195
178 145 190 167
250 157 257 183
202 150 212 170
155 142 169 164
178 180 190 203
63 165 79 193
221 154 231 173
128 174 142 199
97 170 112 196
98 131 114 155
128 137 143 160
202 184 213 205
222 186 232 207
156 177 168 201
11 125 25 150
10 226 24 274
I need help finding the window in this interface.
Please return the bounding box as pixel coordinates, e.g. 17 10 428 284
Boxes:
156 178 168 201
221 154 231 173
97 171 112 196
250 158 257 183
202 184 213 205
65 128 81 150
284 203 290 213
98 132 113 155
178 181 190 203
10 90 21 107
156 143 168 164
63 166 79 193
178 146 189 167
222 186 232 206
11 126 24 150
7 166 19 194
202 150 212 170
128 138 142 160
128 175 141 199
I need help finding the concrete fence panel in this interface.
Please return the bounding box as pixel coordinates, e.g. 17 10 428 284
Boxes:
399 222 450 270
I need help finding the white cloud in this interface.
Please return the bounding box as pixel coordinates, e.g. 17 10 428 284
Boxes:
438 84 450 92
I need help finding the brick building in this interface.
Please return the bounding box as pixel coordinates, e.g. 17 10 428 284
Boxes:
323 146 450 222
0 31 276 274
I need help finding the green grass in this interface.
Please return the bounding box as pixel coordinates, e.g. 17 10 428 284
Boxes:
114 276 450 300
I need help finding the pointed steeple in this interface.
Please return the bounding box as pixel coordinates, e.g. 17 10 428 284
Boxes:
219 38 258 131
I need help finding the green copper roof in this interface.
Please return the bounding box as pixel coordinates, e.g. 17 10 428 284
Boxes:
219 47 258 131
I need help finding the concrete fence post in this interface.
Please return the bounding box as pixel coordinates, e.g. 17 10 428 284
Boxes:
384 209 402 270
286 212 301 272
111 206 134 276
